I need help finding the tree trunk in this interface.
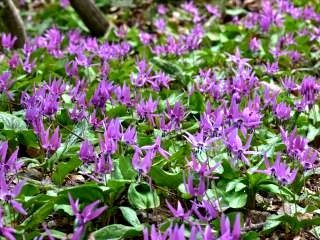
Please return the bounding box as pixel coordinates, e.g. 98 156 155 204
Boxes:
0 0 27 48
69 0 108 37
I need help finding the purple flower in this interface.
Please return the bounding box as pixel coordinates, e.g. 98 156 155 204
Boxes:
219 213 241 240
224 129 255 165
90 79 113 109
299 76 319 107
280 127 308 159
0 141 21 173
131 59 152 87
256 153 297 185
115 25 128 39
136 96 158 125
288 50 301 63
75 52 92 67
139 32 154 45
115 83 132 106
273 102 291 121
187 153 219 177
227 48 251 69
263 87 279 108
165 101 185 129
166 200 192 220
167 224 185 239
79 140 96 163
88 110 103 130
205 4 220 17
249 37 260 52
104 119 122 141
0 71 14 100
154 18 166 32
183 174 206 197
65 61 78 78
158 115 173 134
132 147 154 174
95 153 113 174
99 133 117 156
141 136 170 159
34 120 61 153
122 126 137 146
157 4 167 15
60 0 70 8
260 1 283 32
69 105 86 122
264 61 279 75
281 76 297 93
144 225 168 240
299 148 318 170
8 53 19 70
1 34 17 50
0 171 27 215
21 55 36 74
181 1 201 22
68 193 107 240
192 199 218 222
0 207 16 240
184 130 217 151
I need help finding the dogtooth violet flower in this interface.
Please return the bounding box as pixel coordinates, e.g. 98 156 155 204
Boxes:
0 141 21 173
0 207 16 240
0 170 27 215
68 193 107 240
256 153 298 185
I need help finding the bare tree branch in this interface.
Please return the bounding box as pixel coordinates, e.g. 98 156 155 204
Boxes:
69 0 108 37
0 0 27 48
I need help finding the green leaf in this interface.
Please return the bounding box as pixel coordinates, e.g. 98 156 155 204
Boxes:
119 207 141 226
259 184 281 194
106 105 128 118
226 191 247 208
17 130 39 148
225 8 247 16
262 215 282 234
151 57 187 84
19 200 55 230
189 92 204 112
54 204 73 215
128 182 160 210
92 224 143 240
0 112 27 130
52 158 82 185
58 184 105 203
242 231 260 240
119 156 137 180
311 226 320 238
307 124 319 142
107 179 132 189
150 166 182 189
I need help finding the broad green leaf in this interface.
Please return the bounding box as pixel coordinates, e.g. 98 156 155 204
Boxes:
19 200 55 230
0 112 27 130
92 224 143 240
189 92 204 112
151 57 187 84
225 191 247 208
128 182 160 210
225 8 247 16
58 184 105 203
150 166 182 189
119 156 137 180
52 158 82 185
119 206 141 226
